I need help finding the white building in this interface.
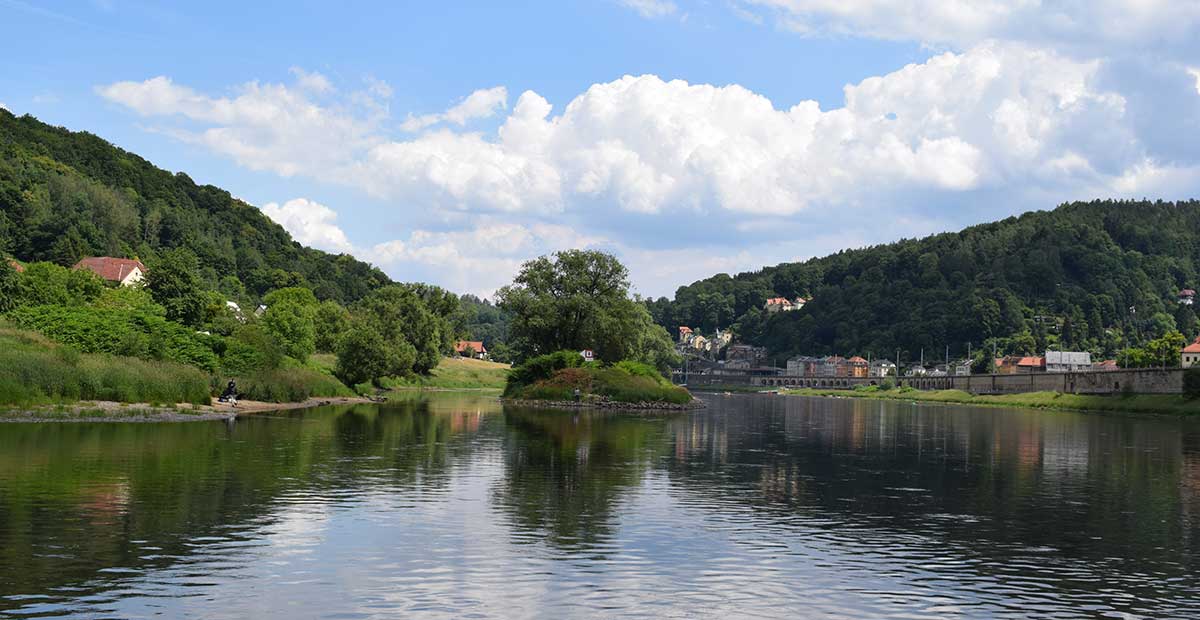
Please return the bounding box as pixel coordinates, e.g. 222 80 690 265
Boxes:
1044 351 1092 373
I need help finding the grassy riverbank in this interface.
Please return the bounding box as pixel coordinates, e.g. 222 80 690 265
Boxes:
505 352 692 405
782 386 1200 415
383 356 511 390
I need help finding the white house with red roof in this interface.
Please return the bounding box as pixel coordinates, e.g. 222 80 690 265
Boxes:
764 297 793 313
454 340 488 359
72 257 146 287
1179 289 1196 306
1182 336 1200 368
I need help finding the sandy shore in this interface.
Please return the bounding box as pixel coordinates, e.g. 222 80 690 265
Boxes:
0 396 377 423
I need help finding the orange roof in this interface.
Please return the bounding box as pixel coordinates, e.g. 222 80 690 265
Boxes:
73 257 146 282
765 297 791 305
679 326 692 333
847 356 868 363
1017 356 1044 367
5 258 22 273
1183 337 1200 354
454 340 487 354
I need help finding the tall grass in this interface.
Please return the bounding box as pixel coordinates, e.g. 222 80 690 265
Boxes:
233 367 354 403
0 328 210 406
784 387 1200 415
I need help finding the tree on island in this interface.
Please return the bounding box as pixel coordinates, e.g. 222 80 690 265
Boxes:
496 249 679 372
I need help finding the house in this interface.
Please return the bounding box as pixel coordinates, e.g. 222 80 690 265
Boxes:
1094 359 1120 371
995 355 1044 374
787 356 823 377
764 297 793 313
225 300 246 322
1045 351 1092 373
929 364 949 377
5 258 23 273
1182 337 1200 369
845 356 869 378
954 362 972 376
72 257 146 287
727 344 767 365
1180 289 1196 306
869 359 897 378
454 340 488 359
792 296 811 310
678 326 693 343
691 335 709 352
824 355 846 377
905 365 928 377
580 349 595 362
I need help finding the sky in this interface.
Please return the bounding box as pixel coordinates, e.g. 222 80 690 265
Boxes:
2 1 1199 299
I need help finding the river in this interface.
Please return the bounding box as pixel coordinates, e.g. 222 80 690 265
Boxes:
0 392 1197 619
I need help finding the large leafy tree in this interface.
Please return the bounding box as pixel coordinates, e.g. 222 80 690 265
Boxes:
497 250 680 370
352 285 444 375
261 287 319 361
147 248 208 326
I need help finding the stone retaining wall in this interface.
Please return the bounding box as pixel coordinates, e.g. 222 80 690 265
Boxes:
752 368 1184 395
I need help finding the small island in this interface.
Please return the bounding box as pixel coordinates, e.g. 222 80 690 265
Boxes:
493 250 700 411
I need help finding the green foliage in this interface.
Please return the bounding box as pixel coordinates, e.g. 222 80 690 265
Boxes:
7 304 220 371
334 320 413 387
497 250 681 370
0 111 391 302
146 248 208 326
652 200 1200 360
352 285 444 376
456 293 511 360
0 258 17 312
504 350 586 396
1184 368 1200 400
0 325 210 406
314 299 350 353
234 366 353 403
14 261 103 307
220 324 285 376
509 362 691 404
261 287 318 361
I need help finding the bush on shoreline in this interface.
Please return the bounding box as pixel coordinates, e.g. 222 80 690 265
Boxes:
505 351 691 404
0 328 210 406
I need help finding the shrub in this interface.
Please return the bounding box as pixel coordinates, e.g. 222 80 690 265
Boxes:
880 379 895 390
505 350 586 396
0 327 210 406
1184 368 1200 400
235 366 353 403
8 304 220 371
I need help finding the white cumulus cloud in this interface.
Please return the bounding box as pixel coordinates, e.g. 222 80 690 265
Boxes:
400 86 508 132
617 0 678 19
261 198 355 253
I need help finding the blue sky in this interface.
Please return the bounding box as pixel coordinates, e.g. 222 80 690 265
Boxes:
2 1 1199 297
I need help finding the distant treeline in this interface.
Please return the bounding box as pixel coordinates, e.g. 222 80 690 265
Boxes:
646 200 1200 362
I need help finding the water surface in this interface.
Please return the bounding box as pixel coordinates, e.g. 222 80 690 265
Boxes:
1 392 1197 619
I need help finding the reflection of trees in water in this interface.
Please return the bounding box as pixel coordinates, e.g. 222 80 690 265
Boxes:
491 407 669 551
663 395 1200 587
0 397 497 610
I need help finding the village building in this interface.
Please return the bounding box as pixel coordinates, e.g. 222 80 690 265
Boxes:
995 355 1045 374
454 340 488 359
1045 351 1092 373
72 257 146 287
678 326 693 344
869 359 896 377
6 258 23 273
1179 289 1196 306
845 356 869 378
763 297 793 313
1182 337 1200 369
824 355 846 377
1094 359 1120 371
786 356 823 377
727 344 767 366
792 296 811 310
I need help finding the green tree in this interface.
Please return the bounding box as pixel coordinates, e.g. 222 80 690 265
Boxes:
352 285 442 375
334 320 414 387
14 261 104 307
261 287 319 361
0 259 19 312
146 248 208 326
497 250 635 362
314 299 351 353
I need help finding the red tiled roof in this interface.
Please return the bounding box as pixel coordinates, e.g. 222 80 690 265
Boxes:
765 297 791 305
73 257 146 282
1183 337 1200 354
5 259 22 273
1017 356 1044 367
679 326 692 333
454 340 487 354
847 356 868 363
1181 289 1196 297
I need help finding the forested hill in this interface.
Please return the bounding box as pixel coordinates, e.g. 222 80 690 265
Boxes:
0 109 389 303
646 200 1200 360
